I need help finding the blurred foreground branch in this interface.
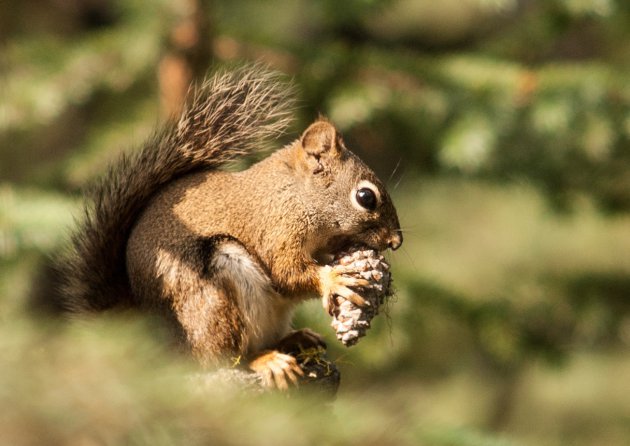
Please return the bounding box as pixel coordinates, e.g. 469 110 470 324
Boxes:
191 349 340 399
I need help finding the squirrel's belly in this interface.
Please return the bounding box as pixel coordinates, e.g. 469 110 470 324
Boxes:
209 240 296 356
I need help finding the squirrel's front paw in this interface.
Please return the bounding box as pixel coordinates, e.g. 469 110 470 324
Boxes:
318 265 370 315
249 350 304 390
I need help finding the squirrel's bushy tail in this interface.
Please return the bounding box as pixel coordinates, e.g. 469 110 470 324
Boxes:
58 66 295 312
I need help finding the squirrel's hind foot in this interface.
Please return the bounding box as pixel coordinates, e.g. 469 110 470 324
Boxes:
249 350 304 390
275 328 327 355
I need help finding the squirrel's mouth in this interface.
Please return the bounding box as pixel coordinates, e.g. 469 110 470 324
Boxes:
313 234 384 265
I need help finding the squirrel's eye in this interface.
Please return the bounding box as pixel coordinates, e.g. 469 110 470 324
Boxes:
355 187 377 211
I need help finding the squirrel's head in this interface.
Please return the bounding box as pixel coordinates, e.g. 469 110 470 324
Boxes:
292 119 402 262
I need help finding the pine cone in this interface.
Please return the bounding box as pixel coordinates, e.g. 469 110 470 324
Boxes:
330 247 393 346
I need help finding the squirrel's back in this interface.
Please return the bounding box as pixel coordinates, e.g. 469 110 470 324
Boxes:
57 66 295 313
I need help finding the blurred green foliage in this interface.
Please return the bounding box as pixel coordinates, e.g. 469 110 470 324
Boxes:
1 0 629 445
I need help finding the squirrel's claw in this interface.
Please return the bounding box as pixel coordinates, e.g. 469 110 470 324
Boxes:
319 265 369 315
333 274 371 288
249 350 304 390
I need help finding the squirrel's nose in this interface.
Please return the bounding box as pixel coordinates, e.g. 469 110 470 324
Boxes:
387 232 403 251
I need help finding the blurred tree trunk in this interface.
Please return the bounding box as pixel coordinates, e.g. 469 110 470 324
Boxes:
159 0 214 119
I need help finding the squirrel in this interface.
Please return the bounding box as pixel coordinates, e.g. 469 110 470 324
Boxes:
56 66 402 389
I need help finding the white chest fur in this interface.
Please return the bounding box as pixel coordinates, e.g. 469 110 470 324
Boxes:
210 240 295 355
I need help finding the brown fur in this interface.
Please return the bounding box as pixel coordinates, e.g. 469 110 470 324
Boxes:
59 66 402 384
57 66 294 313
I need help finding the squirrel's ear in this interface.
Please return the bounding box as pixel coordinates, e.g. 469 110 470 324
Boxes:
300 120 341 161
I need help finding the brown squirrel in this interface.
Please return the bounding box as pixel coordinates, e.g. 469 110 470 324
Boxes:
57 66 402 389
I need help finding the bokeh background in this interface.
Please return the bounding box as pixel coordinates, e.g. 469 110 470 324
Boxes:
1 0 629 445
